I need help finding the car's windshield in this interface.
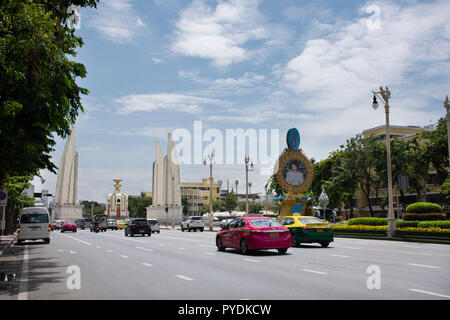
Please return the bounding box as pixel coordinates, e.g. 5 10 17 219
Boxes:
20 214 49 224
191 217 203 220
298 217 326 224
248 219 281 227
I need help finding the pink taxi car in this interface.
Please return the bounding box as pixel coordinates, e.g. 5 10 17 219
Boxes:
61 220 77 233
216 216 291 255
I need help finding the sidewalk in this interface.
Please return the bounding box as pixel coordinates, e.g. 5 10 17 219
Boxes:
0 233 17 258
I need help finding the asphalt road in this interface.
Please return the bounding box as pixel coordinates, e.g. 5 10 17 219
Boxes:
0 228 449 300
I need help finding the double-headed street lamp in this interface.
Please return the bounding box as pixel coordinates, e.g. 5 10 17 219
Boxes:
318 188 329 221
245 156 254 215
372 86 396 238
203 153 214 231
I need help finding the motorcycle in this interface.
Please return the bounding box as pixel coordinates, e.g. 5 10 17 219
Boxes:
91 223 100 233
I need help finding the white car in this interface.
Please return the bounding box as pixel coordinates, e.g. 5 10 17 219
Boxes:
147 219 160 233
180 216 205 232
17 207 51 244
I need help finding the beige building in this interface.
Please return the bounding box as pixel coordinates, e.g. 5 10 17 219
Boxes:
349 124 442 218
180 178 221 216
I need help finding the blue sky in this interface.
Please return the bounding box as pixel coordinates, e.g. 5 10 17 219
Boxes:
34 0 450 203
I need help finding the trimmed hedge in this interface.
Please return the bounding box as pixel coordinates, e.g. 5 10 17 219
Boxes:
347 218 387 226
406 202 443 213
395 220 419 228
402 212 447 221
417 221 450 229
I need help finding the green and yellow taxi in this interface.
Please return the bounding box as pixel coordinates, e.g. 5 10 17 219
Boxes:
278 215 333 247
117 220 128 229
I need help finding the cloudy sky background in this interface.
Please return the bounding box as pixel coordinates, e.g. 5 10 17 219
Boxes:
33 0 450 203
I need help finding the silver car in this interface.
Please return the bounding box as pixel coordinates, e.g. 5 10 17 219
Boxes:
107 218 118 230
147 219 160 233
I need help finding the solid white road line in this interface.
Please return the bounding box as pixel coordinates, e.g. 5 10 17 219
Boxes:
302 269 328 275
106 250 112 253
18 246 29 300
408 289 450 299
141 263 153 267
203 252 216 255
176 275 194 281
120 255 128 258
243 258 259 263
407 263 440 269
340 246 361 250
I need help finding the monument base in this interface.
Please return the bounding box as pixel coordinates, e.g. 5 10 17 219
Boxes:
146 205 183 226
51 204 84 220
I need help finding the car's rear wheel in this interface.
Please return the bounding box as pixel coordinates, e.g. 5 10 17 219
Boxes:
44 238 50 244
200 228 204 232
216 236 225 252
320 241 330 248
277 248 288 254
240 239 249 255
291 233 298 247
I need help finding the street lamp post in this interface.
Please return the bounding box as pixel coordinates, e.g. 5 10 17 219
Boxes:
372 86 396 238
444 96 450 168
171 175 175 229
204 153 214 231
245 156 254 215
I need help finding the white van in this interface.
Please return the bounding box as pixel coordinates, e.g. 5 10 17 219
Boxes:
17 207 51 244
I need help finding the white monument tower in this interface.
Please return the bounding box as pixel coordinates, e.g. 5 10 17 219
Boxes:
147 133 182 225
52 127 83 220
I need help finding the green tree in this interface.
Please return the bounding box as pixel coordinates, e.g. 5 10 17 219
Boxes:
419 118 449 185
128 194 152 218
239 201 264 214
3 175 34 234
222 193 239 211
0 0 99 189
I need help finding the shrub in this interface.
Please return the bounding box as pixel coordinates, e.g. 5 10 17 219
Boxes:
402 213 447 221
417 221 450 229
347 218 387 226
396 220 419 228
405 202 443 214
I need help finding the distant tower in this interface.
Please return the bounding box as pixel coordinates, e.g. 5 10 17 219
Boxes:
105 179 128 219
52 127 83 219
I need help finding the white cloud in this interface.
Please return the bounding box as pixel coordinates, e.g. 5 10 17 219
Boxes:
277 0 450 160
282 0 450 112
113 93 226 114
90 0 146 43
171 0 272 67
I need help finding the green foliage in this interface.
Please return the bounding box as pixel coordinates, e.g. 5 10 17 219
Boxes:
222 192 239 211
0 0 99 187
440 176 450 205
239 201 264 214
80 200 105 217
347 218 387 226
395 220 420 228
405 202 443 213
402 212 446 221
264 174 284 197
128 195 152 218
417 221 450 229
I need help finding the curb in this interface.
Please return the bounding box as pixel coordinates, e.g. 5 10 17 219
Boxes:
0 233 17 258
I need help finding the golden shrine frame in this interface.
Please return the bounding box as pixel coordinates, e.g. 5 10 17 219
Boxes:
276 148 314 194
